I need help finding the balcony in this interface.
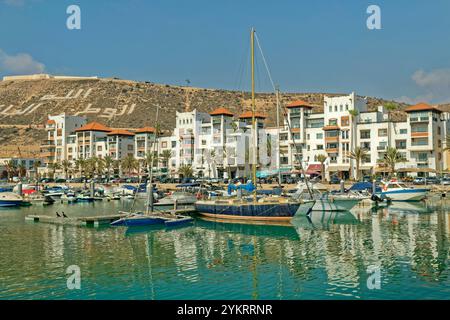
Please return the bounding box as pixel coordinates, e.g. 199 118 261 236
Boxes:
326 148 339 154
377 145 387 151
40 140 55 147
411 132 428 138
410 116 429 123
41 152 55 158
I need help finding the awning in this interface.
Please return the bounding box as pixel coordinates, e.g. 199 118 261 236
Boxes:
359 165 373 171
306 164 322 175
328 165 350 172
398 167 436 173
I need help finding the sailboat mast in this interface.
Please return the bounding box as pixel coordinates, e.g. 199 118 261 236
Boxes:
276 87 281 186
251 28 257 200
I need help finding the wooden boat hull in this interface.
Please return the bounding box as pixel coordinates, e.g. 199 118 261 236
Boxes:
195 200 308 221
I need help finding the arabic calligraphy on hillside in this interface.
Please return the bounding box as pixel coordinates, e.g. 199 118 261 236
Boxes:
0 87 138 119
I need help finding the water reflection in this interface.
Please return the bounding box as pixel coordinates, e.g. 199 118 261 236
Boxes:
0 200 448 299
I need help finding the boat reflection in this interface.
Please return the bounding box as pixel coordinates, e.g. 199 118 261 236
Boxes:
196 217 299 240
291 210 359 231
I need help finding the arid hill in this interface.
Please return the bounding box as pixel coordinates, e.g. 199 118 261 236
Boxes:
0 76 427 157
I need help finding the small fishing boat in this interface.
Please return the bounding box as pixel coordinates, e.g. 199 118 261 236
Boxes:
380 179 429 201
153 191 197 210
111 211 193 227
76 194 94 202
27 193 55 205
0 192 24 207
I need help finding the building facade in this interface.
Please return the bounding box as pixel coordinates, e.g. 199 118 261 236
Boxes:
40 94 450 179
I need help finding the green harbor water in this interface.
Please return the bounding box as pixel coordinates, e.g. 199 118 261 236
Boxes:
0 198 449 300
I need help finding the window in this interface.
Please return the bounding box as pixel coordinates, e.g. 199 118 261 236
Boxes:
360 130 371 139
293 133 300 140
316 133 323 139
97 146 102 151
345 104 349 110
400 129 407 134
329 118 338 126
161 141 167 148
378 129 388 137
306 134 310 140
396 140 407 149
329 106 332 112
307 145 310 151
280 133 288 141
127 145 133 151
317 145 323 150
171 141 176 148
334 106 337 112
341 130 349 139
340 105 343 111
341 116 349 127
418 152 428 162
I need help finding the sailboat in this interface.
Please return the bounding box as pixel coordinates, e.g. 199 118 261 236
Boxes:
195 28 314 222
111 105 194 227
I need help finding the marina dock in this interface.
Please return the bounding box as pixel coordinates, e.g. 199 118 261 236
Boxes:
25 208 197 227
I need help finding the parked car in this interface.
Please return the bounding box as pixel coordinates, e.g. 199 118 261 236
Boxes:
425 177 440 185
329 175 341 184
55 178 66 183
441 177 450 185
413 177 425 185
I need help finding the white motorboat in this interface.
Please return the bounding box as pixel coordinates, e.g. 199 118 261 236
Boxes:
380 180 429 201
293 182 363 211
0 192 24 207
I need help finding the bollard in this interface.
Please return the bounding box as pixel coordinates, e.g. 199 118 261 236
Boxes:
372 180 376 195
340 180 345 193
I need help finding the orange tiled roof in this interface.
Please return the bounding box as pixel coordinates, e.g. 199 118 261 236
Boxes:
135 126 156 134
238 111 267 119
287 100 313 108
107 129 135 136
75 122 111 132
46 119 56 125
323 125 340 131
210 107 234 117
404 102 442 113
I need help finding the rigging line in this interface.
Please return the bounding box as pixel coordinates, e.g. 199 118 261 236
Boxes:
254 32 276 92
236 36 250 92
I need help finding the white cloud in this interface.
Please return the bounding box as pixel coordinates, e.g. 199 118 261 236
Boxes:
0 49 45 75
396 68 450 104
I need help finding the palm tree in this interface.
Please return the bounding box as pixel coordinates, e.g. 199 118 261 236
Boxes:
96 158 106 177
178 164 194 178
316 154 327 182
378 147 406 177
17 163 27 179
144 152 158 175
75 159 86 178
5 160 16 182
103 156 114 182
348 147 368 181
32 160 41 181
48 162 61 179
159 150 173 169
85 157 98 178
121 154 137 176
61 160 71 179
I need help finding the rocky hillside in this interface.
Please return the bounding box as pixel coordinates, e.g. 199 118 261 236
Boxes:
0 76 420 157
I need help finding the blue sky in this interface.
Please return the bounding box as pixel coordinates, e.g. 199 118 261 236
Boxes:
1 0 450 103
